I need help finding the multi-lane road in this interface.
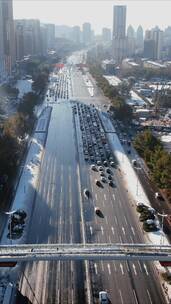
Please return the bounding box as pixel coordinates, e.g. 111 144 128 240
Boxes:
16 53 167 304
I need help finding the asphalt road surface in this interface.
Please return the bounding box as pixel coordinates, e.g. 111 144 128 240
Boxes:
17 54 167 304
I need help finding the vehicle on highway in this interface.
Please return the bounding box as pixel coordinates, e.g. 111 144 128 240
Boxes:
106 168 111 174
101 177 106 183
108 174 112 180
98 166 103 171
155 192 164 200
95 207 104 218
91 164 96 171
109 180 114 187
110 161 115 167
99 291 109 303
84 188 90 198
95 180 102 187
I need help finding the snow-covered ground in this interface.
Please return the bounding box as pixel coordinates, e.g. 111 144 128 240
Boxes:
1 106 52 246
126 90 146 106
100 111 171 302
103 75 121 86
16 79 33 98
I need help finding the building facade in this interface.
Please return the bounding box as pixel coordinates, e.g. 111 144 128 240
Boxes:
82 22 92 45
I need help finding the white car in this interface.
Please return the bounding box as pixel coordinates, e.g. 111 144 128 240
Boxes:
99 291 109 304
84 189 90 198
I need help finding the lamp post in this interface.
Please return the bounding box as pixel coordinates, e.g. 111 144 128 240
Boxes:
158 211 168 245
4 210 17 245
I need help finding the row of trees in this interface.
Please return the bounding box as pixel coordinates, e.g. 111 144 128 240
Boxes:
134 130 171 192
89 64 132 121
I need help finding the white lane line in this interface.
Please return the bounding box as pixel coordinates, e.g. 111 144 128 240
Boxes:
104 194 107 200
119 236 122 243
57 289 60 304
113 262 116 271
108 235 112 243
124 215 128 225
95 193 97 200
107 263 111 275
101 226 104 235
90 226 93 235
105 217 108 225
133 289 139 304
94 263 98 275
147 289 153 304
143 263 149 276
119 289 124 304
138 261 142 272
120 263 124 275
112 193 115 200
114 216 118 225
71 289 74 304
111 227 115 235
132 263 137 276
122 227 125 235
131 226 135 236
130 235 134 243
101 261 104 271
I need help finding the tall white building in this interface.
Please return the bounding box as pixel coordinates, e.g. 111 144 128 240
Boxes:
112 5 127 62
152 27 164 60
136 25 144 52
82 23 92 45
127 25 135 56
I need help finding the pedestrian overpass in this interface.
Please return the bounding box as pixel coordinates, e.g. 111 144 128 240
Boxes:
0 244 171 264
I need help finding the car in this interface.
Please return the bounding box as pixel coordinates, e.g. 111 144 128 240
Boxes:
106 168 111 174
99 291 109 304
109 180 114 187
95 207 102 216
91 164 96 171
103 161 108 166
101 177 106 183
95 180 101 187
110 161 115 167
97 160 102 166
84 189 90 198
98 166 103 171
108 174 112 180
100 171 105 177
155 192 164 200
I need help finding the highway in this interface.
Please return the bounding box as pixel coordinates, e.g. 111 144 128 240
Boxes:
16 52 167 304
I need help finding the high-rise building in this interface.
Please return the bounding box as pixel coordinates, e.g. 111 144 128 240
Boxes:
72 26 81 44
0 0 15 79
144 39 155 59
82 23 92 45
136 25 144 52
102 28 111 42
45 24 55 49
112 5 127 62
152 27 164 60
127 25 135 56
15 20 25 61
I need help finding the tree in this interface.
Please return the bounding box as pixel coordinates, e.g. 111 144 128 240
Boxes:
18 92 38 117
3 113 27 140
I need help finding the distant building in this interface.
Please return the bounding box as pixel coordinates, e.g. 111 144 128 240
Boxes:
15 20 25 61
144 39 155 59
143 60 166 69
136 25 144 52
72 26 81 44
82 22 92 45
112 5 127 63
122 58 139 69
127 25 135 56
0 0 15 79
102 28 111 42
45 24 55 49
101 59 116 74
144 27 164 60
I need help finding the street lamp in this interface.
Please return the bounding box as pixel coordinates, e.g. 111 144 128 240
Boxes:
4 210 17 245
157 211 168 245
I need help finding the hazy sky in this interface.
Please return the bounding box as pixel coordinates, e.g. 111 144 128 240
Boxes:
13 1 171 34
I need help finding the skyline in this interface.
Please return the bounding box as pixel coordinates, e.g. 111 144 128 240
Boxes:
13 1 171 34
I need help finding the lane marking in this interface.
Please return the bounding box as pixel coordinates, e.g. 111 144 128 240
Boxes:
94 263 98 275
133 289 139 304
114 216 118 225
120 263 124 275
112 193 115 200
138 261 142 272
111 227 115 235
113 262 116 271
107 263 111 275
126 261 130 272
108 235 112 243
119 289 124 304
105 217 108 225
101 226 104 235
147 289 153 304
101 261 104 271
104 194 107 200
95 193 97 200
131 226 135 236
122 227 125 235
119 236 122 243
143 263 149 276
124 216 128 225
90 226 93 235
130 235 134 243
132 263 137 276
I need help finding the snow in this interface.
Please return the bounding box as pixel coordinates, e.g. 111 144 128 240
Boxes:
103 75 121 86
1 106 52 246
100 111 171 300
16 79 33 98
126 90 146 106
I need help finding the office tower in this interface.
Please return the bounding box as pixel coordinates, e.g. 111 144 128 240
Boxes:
72 26 81 44
144 39 155 59
82 23 92 45
102 28 111 42
40 26 48 55
136 25 144 51
45 24 55 49
0 0 15 78
15 21 25 61
127 25 135 56
112 5 127 62
152 27 164 60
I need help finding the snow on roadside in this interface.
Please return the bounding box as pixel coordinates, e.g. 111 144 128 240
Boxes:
1 106 52 245
100 111 171 302
16 79 33 98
